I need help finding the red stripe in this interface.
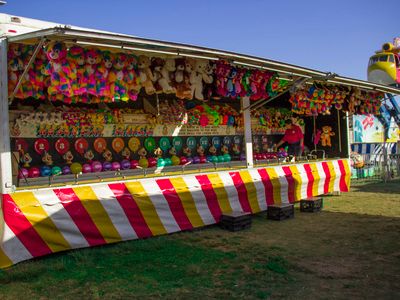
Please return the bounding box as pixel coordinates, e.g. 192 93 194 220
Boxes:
321 162 331 194
2 194 52 257
282 166 295 203
108 183 153 238
156 179 193 230
303 164 314 197
337 160 349 192
53 188 107 246
257 169 274 206
195 175 222 222
229 172 252 212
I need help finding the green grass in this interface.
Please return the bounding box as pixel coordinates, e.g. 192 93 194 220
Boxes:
1 179 400 299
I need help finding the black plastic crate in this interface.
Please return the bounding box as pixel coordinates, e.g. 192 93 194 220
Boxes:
267 204 294 221
300 197 323 212
220 211 252 232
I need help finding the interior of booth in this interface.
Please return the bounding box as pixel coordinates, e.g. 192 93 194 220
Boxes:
7 37 381 189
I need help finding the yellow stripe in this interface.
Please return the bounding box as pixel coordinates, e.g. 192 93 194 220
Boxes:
238 170 261 213
206 173 232 214
327 161 336 193
10 192 70 252
169 177 205 228
72 186 121 243
124 181 167 235
265 168 281 205
309 163 320 196
289 165 302 201
342 159 351 190
0 247 13 269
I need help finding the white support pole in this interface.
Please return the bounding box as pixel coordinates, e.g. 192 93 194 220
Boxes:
241 96 253 168
0 38 14 194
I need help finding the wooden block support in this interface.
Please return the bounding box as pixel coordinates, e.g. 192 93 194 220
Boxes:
220 211 252 232
300 197 323 212
267 204 294 221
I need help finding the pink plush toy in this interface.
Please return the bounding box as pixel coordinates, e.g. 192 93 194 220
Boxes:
84 48 102 96
125 54 141 100
109 53 128 101
68 46 86 96
97 51 114 98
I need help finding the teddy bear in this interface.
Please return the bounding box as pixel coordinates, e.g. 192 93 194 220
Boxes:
138 55 155 95
151 57 165 94
67 46 86 96
30 48 49 100
159 58 176 94
174 58 188 99
83 48 102 96
109 53 128 101
202 61 215 101
97 51 114 98
226 67 238 98
44 42 74 98
190 59 208 100
320 126 335 147
138 147 147 159
8 57 23 97
125 54 141 100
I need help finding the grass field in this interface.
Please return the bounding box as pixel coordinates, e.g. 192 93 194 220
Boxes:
1 179 399 299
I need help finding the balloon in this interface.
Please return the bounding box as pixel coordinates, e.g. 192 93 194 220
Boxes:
186 157 193 164
55 138 70 155
130 160 139 169
15 138 29 153
51 166 62 176
121 159 131 170
111 162 121 171
102 162 112 171
164 158 172 166
28 167 40 178
40 165 52 177
223 153 231 162
74 138 89 155
112 138 125 153
91 161 103 172
217 155 225 163
18 168 29 179
62 166 71 175
206 155 213 162
157 158 165 167
128 137 141 152
70 162 83 174
240 153 246 161
171 155 180 166
148 157 157 168
211 156 218 163
82 164 92 173
200 156 207 164
94 138 107 153
192 156 200 164
34 139 50 155
139 158 149 168
180 156 188 165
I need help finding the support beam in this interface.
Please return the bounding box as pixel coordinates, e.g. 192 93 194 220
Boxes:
241 96 253 168
0 39 14 194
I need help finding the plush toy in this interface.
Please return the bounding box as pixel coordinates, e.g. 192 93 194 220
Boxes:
63 150 74 164
209 145 217 156
202 61 215 101
320 126 335 147
20 152 32 168
42 151 53 166
97 51 114 98
102 149 113 162
84 149 95 163
197 144 205 157
121 147 131 160
138 147 147 159
44 42 74 98
232 144 241 155
159 58 176 93
190 59 208 100
226 67 238 98
67 46 86 96
182 145 192 157
151 57 165 94
8 57 23 97
30 48 49 100
154 147 163 159
109 53 128 101
138 55 155 95
174 58 191 99
125 54 140 100
83 48 102 96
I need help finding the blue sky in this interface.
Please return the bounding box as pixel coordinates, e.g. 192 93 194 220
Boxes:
2 0 399 80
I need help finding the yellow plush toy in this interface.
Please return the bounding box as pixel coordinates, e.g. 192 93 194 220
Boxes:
320 126 335 147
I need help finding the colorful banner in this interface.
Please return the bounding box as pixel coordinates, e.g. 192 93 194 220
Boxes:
0 159 350 268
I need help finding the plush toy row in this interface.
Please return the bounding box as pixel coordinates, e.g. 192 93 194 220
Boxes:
289 85 383 116
8 42 288 103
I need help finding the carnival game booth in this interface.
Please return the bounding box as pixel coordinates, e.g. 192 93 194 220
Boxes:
1 27 399 268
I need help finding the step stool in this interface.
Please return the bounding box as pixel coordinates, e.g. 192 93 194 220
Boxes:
219 211 252 232
267 204 294 221
300 197 323 212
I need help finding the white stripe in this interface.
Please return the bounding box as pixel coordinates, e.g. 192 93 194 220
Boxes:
275 166 289 204
362 144 367 154
1 223 33 265
91 185 138 240
331 161 341 192
297 165 309 200
218 172 242 212
33 190 89 249
181 176 215 225
315 162 326 195
247 169 267 211
140 179 181 233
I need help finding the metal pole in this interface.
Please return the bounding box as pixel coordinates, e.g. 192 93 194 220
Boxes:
0 38 14 193
9 37 45 104
313 116 317 151
337 109 342 153
242 96 253 168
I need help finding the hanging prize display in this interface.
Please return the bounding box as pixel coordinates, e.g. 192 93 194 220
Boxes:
15 138 28 153
159 137 171 152
128 137 141 153
55 138 70 155
93 138 107 153
199 136 209 150
186 137 197 151
223 136 232 146
212 136 221 149
144 137 156 152
34 138 50 155
74 138 89 155
112 137 125 153
172 137 183 153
